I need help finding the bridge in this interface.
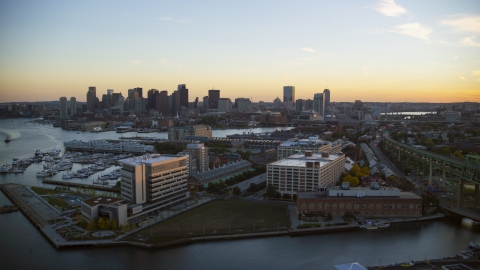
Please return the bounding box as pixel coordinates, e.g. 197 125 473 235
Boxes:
382 133 480 209
440 203 480 222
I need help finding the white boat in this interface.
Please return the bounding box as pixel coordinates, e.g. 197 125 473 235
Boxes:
12 168 24 173
48 148 61 156
36 171 51 177
62 173 72 179
12 158 19 165
375 222 390 228
469 242 480 249
35 149 43 157
0 164 13 173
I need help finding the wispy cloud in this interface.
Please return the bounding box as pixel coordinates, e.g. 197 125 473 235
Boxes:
131 59 141 65
454 56 459 60
363 67 368 77
372 0 406 17
161 59 170 66
441 15 480 33
457 73 467 81
460 36 480 46
177 64 184 68
390 23 432 40
473 70 480 76
158 16 172 21
301 47 316 53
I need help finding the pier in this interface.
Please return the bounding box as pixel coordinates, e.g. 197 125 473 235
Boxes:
42 180 120 193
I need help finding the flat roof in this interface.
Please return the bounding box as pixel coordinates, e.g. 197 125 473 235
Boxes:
270 152 343 168
83 196 124 207
297 190 420 199
119 154 183 166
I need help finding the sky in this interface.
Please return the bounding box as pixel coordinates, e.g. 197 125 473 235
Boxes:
0 0 479 103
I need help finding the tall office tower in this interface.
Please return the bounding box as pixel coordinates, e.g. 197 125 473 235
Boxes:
305 99 314 111
134 97 147 112
112 93 123 104
156 90 169 115
119 154 188 205
235 98 251 112
218 98 232 112
178 84 189 108
59 97 67 118
88 86 96 97
134 87 143 98
147 89 159 110
69 97 76 116
170 90 181 115
323 89 330 106
283 86 295 103
314 93 325 117
295 99 305 111
203 96 209 109
208 90 220 109
86 87 96 113
194 97 199 108
107 89 114 96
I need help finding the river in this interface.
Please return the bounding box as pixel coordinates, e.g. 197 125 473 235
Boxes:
0 119 478 269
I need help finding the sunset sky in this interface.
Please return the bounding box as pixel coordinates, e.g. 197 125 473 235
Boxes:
0 0 479 103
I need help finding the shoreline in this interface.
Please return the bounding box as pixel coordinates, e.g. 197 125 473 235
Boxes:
0 182 447 251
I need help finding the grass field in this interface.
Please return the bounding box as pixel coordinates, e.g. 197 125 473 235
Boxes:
128 199 291 244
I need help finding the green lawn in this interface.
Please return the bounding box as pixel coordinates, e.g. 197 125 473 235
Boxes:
128 199 291 244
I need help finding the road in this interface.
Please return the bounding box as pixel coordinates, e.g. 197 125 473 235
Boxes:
369 133 406 180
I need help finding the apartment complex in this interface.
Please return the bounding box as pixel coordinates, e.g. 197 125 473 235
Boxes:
180 143 209 175
276 136 341 160
267 151 345 196
119 154 189 207
168 125 212 140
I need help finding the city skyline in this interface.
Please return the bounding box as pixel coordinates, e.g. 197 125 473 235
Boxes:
0 0 479 103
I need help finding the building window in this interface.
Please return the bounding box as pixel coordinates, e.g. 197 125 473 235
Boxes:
376 203 382 209
301 203 307 209
316 203 322 209
354 203 359 209
361 203 366 209
409 204 414 209
368 203 374 209
339 203 344 209
324 203 330 209
346 203 352 209
309 203 315 209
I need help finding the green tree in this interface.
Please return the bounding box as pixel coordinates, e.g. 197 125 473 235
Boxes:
453 150 464 159
342 175 359 187
97 217 106 230
86 219 97 231
265 184 276 198
361 167 370 176
104 218 111 230
236 149 252 160
232 186 241 195
111 219 118 231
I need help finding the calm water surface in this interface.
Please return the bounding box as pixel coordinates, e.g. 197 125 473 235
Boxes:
0 119 478 269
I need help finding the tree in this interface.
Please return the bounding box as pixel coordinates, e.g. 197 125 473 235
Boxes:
342 175 359 187
232 186 241 195
453 150 464 159
97 217 106 230
282 193 291 200
351 164 361 174
111 219 118 231
86 219 97 231
104 218 111 230
361 167 370 176
248 183 257 193
265 184 276 198
236 149 252 160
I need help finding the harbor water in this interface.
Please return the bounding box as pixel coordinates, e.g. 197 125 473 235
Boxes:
0 119 479 269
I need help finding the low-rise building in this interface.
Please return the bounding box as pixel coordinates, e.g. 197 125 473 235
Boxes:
296 185 422 218
188 160 252 192
168 125 212 140
277 136 341 160
81 196 128 226
267 151 345 196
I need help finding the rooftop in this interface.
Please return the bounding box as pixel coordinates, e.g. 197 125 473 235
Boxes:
118 154 184 166
191 160 252 183
82 196 124 207
279 137 327 147
270 152 344 168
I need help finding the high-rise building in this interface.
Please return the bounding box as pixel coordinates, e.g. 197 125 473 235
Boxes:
147 89 159 110
107 89 114 96
156 90 169 115
119 154 188 205
218 98 231 112
235 98 251 112
203 96 209 109
194 97 199 108
182 143 208 175
59 97 67 118
208 90 220 109
86 87 96 113
134 87 143 98
314 93 325 117
323 89 330 106
178 84 189 109
69 97 76 116
283 86 295 103
296 99 305 111
170 90 180 115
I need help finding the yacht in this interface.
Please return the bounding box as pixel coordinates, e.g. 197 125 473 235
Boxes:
62 173 73 179
48 148 61 156
36 171 51 177
12 158 19 166
12 168 25 173
4 136 11 143
0 164 13 173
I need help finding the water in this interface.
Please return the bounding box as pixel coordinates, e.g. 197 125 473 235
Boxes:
0 119 478 269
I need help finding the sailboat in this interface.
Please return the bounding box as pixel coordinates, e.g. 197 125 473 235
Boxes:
4 136 11 143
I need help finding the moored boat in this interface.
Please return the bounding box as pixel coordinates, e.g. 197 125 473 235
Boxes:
0 205 18 213
0 164 13 173
4 136 11 143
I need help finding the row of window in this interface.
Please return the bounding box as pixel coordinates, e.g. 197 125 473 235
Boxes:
301 202 421 210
